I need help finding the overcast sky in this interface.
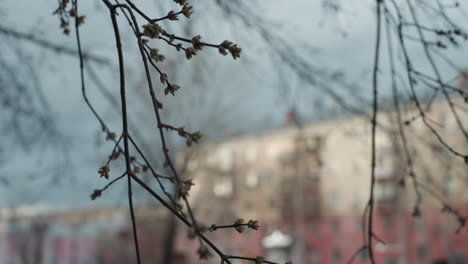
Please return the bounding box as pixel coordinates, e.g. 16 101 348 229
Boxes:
1 0 467 208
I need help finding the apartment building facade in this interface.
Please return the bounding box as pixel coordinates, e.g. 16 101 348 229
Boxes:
175 74 468 263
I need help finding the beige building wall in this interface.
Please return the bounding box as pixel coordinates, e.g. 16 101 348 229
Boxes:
180 85 468 224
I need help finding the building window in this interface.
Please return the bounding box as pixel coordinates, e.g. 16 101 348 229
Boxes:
260 170 278 182
384 216 394 230
204 207 213 216
375 147 393 180
331 247 341 263
444 177 457 196
307 197 320 213
245 146 257 162
417 244 428 262
278 151 295 163
282 166 295 177
268 199 277 209
213 177 232 197
245 171 258 188
414 217 425 231
328 191 338 209
357 218 364 232
187 159 198 171
245 200 253 210
206 151 218 167
353 192 364 210
331 218 340 233
444 113 457 130
308 165 320 178
310 250 320 264
306 135 322 150
359 250 368 262
375 183 396 201
310 222 318 234
219 147 234 171
449 252 465 264
327 136 337 148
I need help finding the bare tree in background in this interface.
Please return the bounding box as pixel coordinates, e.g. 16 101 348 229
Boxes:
61 0 290 263
0 15 111 202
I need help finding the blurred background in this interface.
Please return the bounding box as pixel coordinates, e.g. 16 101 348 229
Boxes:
0 0 468 263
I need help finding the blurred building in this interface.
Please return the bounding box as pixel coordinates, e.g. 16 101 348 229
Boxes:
175 73 468 263
0 205 172 264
